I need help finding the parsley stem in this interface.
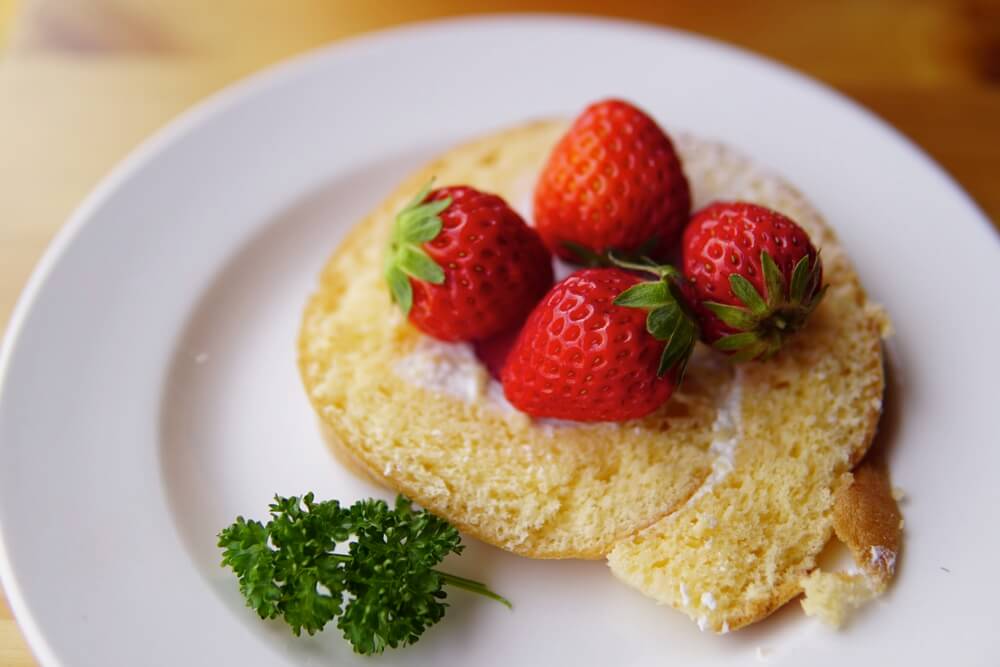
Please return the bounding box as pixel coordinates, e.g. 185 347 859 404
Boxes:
327 556 510 608
434 570 512 609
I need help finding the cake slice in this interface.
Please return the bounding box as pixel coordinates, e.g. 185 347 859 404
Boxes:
298 120 900 628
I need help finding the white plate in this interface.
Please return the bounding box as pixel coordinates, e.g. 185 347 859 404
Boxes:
2 15 998 667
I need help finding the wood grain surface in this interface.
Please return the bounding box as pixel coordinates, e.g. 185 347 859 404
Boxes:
0 1 997 664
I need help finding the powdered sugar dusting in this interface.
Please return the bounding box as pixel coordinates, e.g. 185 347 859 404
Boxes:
393 338 489 404
394 337 566 423
869 545 897 575
679 583 691 607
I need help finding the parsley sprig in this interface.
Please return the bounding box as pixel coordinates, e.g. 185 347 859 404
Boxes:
218 493 510 655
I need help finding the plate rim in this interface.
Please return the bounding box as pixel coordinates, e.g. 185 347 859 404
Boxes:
0 13 995 666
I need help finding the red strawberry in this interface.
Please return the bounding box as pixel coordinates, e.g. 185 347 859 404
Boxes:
384 183 553 342
500 267 697 422
681 201 827 360
533 99 691 262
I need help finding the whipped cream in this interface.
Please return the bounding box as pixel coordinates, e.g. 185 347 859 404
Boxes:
393 338 745 460
684 370 744 504
393 337 531 419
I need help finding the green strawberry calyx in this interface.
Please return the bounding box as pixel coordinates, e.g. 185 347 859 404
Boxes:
610 254 699 381
384 180 452 315
704 251 827 362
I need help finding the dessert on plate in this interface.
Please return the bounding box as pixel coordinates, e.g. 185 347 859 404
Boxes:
297 100 901 633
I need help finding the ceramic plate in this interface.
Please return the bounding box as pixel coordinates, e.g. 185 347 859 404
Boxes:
1 15 998 666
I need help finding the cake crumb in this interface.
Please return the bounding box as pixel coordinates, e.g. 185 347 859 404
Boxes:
871 305 894 338
800 570 876 627
891 485 906 502
756 646 772 662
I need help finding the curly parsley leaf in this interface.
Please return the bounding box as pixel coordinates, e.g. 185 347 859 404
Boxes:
218 493 509 655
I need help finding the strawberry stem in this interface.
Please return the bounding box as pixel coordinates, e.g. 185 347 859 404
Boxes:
607 252 680 280
384 179 451 316
611 255 699 381
705 250 828 361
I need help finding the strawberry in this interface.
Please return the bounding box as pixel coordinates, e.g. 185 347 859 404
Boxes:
533 99 691 262
500 267 697 422
384 183 553 342
681 201 827 360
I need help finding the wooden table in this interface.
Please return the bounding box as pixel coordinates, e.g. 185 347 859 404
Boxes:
0 1 997 663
